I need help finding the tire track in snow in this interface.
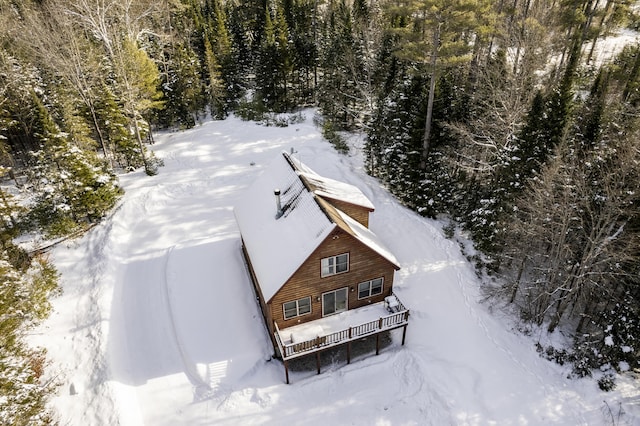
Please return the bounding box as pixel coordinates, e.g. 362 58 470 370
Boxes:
162 244 213 400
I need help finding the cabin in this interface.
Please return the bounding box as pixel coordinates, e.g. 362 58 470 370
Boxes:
234 151 409 383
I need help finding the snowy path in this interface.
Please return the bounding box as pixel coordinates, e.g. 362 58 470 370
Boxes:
35 113 640 425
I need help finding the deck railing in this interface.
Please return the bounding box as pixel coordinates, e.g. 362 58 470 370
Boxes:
274 293 409 360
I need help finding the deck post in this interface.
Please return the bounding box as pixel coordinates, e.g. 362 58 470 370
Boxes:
316 351 321 375
376 317 383 355
284 360 290 384
402 323 408 345
347 341 351 364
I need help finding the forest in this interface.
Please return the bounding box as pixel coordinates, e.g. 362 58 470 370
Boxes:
0 0 639 423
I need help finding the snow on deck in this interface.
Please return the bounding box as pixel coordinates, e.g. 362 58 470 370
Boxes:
280 301 399 344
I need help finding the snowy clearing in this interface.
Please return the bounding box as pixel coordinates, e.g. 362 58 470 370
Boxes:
32 112 640 425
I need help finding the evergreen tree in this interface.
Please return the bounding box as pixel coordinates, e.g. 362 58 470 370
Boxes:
614 44 640 105
367 71 425 208
112 37 164 175
497 91 547 195
204 0 233 116
226 1 257 96
0 250 58 426
28 94 121 237
386 0 492 168
158 42 205 128
318 0 365 129
94 85 140 170
0 179 24 243
497 39 578 204
282 0 318 105
203 36 228 118
255 3 293 111
0 51 45 163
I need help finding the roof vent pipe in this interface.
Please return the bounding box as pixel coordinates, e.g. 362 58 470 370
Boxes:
274 189 283 219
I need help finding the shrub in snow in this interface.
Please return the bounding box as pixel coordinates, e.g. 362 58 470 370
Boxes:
321 120 349 154
538 344 568 366
144 151 165 177
598 373 616 392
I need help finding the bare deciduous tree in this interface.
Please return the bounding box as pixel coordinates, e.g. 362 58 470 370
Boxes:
500 106 640 334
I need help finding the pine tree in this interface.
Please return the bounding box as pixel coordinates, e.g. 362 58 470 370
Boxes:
95 85 140 170
318 0 365 129
497 39 578 202
0 245 59 426
226 1 258 97
255 3 293 111
367 72 425 208
204 0 234 116
28 94 121 237
281 0 318 105
386 0 492 168
158 42 205 128
203 36 227 118
0 180 24 243
112 37 164 175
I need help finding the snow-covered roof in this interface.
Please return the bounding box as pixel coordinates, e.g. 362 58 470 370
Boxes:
234 152 397 302
234 153 335 301
299 172 375 211
288 155 374 210
335 209 400 269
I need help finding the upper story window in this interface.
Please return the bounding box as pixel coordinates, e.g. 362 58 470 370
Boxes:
283 297 311 320
358 277 384 299
321 253 349 277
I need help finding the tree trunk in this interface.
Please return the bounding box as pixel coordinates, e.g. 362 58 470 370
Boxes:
87 99 112 168
586 0 613 64
623 46 640 101
132 114 150 173
512 0 532 74
421 23 440 170
510 257 527 303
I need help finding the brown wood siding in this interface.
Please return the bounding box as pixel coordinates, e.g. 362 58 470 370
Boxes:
322 198 370 227
270 228 396 330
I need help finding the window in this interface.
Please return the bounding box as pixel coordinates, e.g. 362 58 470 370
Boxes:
322 288 348 316
358 278 384 299
283 297 311 320
321 253 349 277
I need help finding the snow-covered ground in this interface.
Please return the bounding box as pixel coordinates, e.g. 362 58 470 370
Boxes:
32 112 640 425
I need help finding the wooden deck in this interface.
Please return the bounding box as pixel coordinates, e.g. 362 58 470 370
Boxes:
274 293 409 383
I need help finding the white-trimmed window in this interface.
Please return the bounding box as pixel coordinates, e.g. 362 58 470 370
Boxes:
358 278 384 299
283 297 311 320
321 253 349 277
